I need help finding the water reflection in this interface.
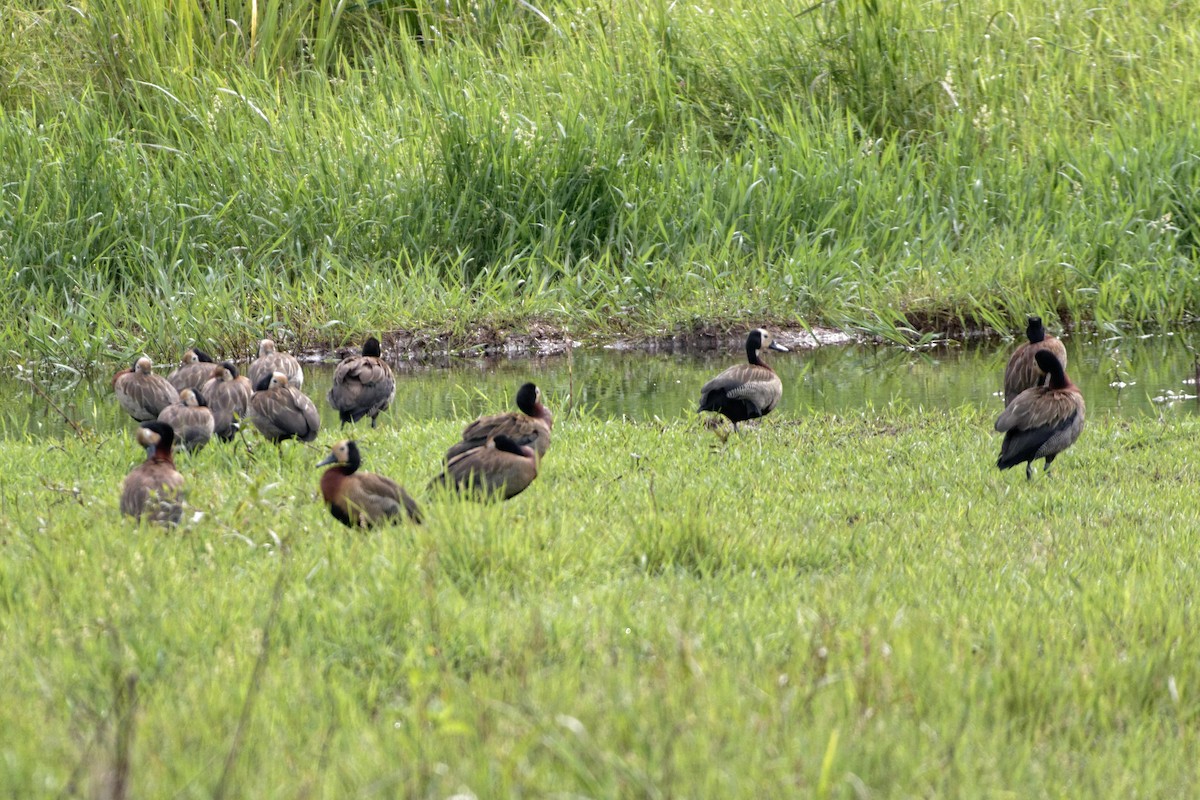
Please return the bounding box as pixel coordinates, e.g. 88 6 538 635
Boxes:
6 333 1200 439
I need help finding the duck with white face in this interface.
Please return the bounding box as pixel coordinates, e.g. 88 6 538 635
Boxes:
157 388 215 453
114 356 180 422
430 434 539 501
327 336 396 428
317 439 422 528
121 420 185 525
444 382 553 461
249 371 321 443
698 328 789 432
248 338 304 391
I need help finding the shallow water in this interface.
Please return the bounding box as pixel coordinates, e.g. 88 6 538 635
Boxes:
7 332 1200 439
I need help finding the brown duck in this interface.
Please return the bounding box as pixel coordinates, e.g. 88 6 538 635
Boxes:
431 435 538 500
120 420 185 525
1003 316 1068 406
445 382 553 460
996 350 1085 480
317 440 422 527
249 372 321 443
698 328 789 431
157 388 215 452
167 348 217 394
113 357 180 422
248 338 304 391
327 336 396 428
200 361 253 441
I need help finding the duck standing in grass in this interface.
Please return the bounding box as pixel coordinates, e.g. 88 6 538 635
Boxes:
167 348 217 394
114 357 180 422
431 435 538 500
248 338 304 390
327 336 395 428
121 421 185 525
249 372 321 443
157 388 215 452
1003 315 1068 406
200 361 253 442
996 350 1085 480
317 440 422 527
698 328 789 432
445 382 553 460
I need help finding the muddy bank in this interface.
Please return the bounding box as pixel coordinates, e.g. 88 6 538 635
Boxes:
306 321 855 363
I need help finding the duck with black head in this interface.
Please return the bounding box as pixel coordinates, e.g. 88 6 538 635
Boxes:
317 440 422 527
1003 315 1068 406
698 328 789 432
249 372 321 443
121 420 185 525
996 350 1085 480
327 336 396 428
113 356 180 423
431 435 539 500
445 382 553 461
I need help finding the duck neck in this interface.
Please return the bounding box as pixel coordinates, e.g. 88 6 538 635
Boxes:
320 467 352 501
746 342 765 367
1046 369 1070 391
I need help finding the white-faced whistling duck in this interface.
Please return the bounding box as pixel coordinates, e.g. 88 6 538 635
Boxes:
248 337 304 391
317 440 422 527
445 382 553 461
698 328 789 431
156 388 215 452
249 371 321 443
200 361 253 442
995 350 1085 480
1003 315 1068 406
167 347 217 394
327 336 396 428
113 356 180 422
121 420 185 525
430 434 539 500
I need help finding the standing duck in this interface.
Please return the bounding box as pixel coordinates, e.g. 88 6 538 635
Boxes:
249 372 321 443
200 361 253 441
167 348 217 394
1003 315 1068 406
996 350 1085 480
317 440 422 527
430 435 538 500
121 420 185 525
248 338 304 390
327 336 396 428
157 388 215 452
113 357 180 422
698 328 789 431
445 382 553 460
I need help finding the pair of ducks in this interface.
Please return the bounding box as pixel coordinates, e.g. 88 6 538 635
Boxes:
695 320 1085 481
122 377 555 528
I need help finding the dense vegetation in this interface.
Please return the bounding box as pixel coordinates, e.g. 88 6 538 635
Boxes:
2 0 1199 367
4 408 1200 796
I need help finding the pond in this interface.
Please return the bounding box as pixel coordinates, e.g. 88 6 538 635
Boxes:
7 332 1200 439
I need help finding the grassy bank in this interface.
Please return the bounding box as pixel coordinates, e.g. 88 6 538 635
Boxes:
2 0 1200 367
2 406 1200 795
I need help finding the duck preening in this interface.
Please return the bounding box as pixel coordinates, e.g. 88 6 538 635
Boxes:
327 336 396 428
113 356 180 422
317 440 422 527
996 350 1085 480
445 382 553 461
200 361 253 441
249 372 321 443
157 388 215 452
430 434 538 500
120 420 185 525
698 328 788 431
248 338 304 391
167 348 217 394
1003 315 1068 406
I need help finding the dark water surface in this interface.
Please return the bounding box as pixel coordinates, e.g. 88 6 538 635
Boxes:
7 333 1200 439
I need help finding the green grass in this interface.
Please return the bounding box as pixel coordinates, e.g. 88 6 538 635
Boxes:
2 0 1200 367
3 405 1200 796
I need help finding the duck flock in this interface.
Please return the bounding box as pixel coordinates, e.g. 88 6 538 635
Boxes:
115 318 1083 527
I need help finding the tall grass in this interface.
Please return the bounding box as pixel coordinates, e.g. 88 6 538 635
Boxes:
2 0 1199 366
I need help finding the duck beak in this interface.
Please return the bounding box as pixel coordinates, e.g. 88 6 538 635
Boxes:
316 453 338 468
769 341 789 352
